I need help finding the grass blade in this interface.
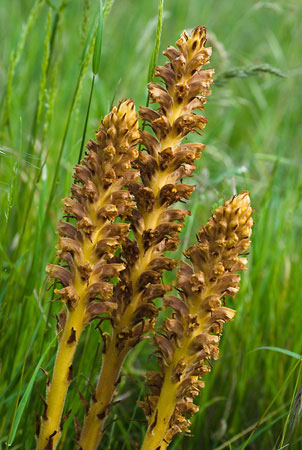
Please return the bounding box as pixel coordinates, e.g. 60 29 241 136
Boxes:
36 8 52 134
240 359 302 450
92 0 103 76
1 0 44 133
77 74 95 163
7 334 58 446
147 0 164 82
103 0 115 19
254 346 301 360
42 19 97 225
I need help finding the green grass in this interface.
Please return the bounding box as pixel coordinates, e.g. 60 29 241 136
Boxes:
1 0 302 449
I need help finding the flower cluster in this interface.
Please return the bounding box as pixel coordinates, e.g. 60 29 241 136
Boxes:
140 193 253 449
37 100 140 450
37 26 253 450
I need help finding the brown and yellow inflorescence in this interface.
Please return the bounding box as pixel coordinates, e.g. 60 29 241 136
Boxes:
140 192 253 450
78 26 214 450
37 24 254 450
37 100 140 450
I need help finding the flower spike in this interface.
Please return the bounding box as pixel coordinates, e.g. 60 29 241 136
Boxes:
140 192 253 450
37 100 140 450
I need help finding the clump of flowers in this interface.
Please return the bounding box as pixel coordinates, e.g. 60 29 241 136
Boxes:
37 100 140 449
140 192 253 450
37 26 253 450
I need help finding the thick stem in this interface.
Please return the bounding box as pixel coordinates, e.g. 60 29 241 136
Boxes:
79 249 151 447
37 303 85 449
79 337 126 449
159 442 168 450
37 227 107 448
141 367 177 450
141 303 208 450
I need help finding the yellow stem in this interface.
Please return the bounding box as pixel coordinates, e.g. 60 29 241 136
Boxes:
37 221 107 449
79 336 127 449
141 298 208 450
79 247 153 448
141 365 178 450
37 302 85 449
159 442 168 450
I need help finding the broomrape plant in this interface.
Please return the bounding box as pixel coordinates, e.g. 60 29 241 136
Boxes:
37 26 253 450
140 192 253 450
37 100 140 449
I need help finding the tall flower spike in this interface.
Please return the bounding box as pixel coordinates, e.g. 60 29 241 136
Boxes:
37 100 140 450
140 192 253 450
79 26 214 450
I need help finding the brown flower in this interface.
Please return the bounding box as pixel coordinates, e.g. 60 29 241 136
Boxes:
37 100 140 450
140 192 253 449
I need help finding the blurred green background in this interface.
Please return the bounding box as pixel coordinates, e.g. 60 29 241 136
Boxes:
0 0 302 449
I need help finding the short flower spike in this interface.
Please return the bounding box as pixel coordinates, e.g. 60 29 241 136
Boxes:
140 193 253 450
